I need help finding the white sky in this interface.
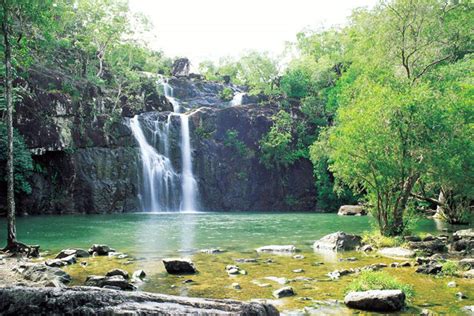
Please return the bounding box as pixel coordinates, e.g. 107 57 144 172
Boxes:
129 0 377 66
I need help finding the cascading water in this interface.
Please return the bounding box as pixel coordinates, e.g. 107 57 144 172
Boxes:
130 76 199 212
229 92 245 106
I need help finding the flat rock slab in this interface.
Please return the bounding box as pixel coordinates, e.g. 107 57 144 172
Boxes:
0 286 279 315
344 290 405 312
378 247 415 258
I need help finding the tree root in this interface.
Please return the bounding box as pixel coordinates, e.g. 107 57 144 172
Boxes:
2 241 40 258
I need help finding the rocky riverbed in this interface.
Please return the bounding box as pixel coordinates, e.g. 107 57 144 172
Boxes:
1 228 473 315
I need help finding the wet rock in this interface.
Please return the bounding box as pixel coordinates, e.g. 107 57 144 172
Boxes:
256 245 297 253
0 286 279 315
88 244 112 256
313 232 362 251
132 270 146 280
171 58 190 77
408 239 446 255
56 248 89 259
327 269 354 280
447 281 457 288
292 269 304 273
293 255 305 259
463 269 474 279
404 236 422 242
456 292 467 299
344 290 405 312
106 268 129 279
226 265 246 275
400 261 411 267
162 258 197 274
85 275 136 291
378 247 415 258
182 279 194 284
360 244 373 252
390 262 400 268
14 263 71 284
200 248 225 254
45 259 67 268
337 205 367 216
460 258 474 269
339 257 357 262
416 262 442 275
232 282 241 290
273 286 295 298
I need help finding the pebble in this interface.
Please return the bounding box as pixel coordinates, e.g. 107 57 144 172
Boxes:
447 281 457 288
293 255 305 259
292 269 304 273
231 282 241 289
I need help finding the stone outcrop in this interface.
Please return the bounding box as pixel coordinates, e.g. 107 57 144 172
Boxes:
0 286 279 315
2 66 317 214
344 290 406 312
337 205 367 216
162 258 197 274
313 232 362 251
171 58 190 77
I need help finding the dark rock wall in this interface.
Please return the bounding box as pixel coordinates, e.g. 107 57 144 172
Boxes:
2 71 317 214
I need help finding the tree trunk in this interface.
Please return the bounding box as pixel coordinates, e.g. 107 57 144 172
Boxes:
2 0 17 248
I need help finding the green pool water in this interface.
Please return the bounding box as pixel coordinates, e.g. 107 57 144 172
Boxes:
1 213 472 314
0 212 448 255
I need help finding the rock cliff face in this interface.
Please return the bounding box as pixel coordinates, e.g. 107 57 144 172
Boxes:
2 68 316 214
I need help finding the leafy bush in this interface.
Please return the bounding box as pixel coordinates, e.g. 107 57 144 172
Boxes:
0 123 33 194
219 87 234 101
346 271 414 298
362 231 402 248
224 129 250 157
441 261 459 276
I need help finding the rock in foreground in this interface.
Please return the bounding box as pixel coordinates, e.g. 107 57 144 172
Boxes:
313 232 362 251
162 258 197 274
344 290 405 312
337 205 367 216
0 286 279 315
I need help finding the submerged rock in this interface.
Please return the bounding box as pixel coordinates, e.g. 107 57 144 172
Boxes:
273 286 295 298
313 232 362 251
337 205 367 216
0 286 279 315
344 290 405 312
56 248 89 259
88 244 112 256
256 245 297 253
162 258 197 274
378 247 415 258
132 270 146 281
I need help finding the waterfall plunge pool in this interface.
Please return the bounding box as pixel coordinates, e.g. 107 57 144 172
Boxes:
1 212 472 314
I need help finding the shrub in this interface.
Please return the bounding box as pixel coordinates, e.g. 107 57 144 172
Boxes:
362 231 403 248
346 271 414 298
219 87 234 101
224 129 250 157
441 260 459 276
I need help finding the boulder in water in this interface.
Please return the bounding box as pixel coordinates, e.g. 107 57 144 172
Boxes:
88 244 112 256
344 290 405 312
162 258 197 274
256 245 297 253
313 232 362 251
56 248 89 259
273 286 295 298
337 205 367 216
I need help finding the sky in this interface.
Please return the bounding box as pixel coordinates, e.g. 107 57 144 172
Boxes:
129 0 378 66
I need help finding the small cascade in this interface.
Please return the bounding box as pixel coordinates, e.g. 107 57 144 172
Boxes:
130 115 180 212
130 76 199 212
229 92 245 106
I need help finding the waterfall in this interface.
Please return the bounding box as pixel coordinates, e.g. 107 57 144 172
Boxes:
229 92 245 106
130 115 179 212
130 76 199 212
